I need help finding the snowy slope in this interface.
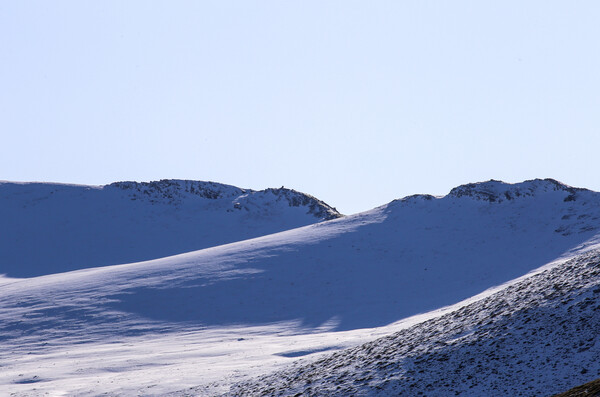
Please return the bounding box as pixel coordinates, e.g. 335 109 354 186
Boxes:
2 178 600 395
0 179 340 277
230 244 600 396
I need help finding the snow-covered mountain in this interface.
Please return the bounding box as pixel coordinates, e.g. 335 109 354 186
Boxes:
2 178 600 396
0 179 340 277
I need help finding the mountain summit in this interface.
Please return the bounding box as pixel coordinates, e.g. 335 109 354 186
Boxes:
447 178 584 203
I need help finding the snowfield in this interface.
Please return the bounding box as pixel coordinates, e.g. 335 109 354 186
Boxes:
1 178 600 396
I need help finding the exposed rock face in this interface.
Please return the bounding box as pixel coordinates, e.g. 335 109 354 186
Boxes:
553 378 600 397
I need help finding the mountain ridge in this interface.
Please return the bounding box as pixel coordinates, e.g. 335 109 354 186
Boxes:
394 178 587 205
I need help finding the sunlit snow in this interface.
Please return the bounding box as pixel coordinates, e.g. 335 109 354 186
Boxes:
1 179 599 395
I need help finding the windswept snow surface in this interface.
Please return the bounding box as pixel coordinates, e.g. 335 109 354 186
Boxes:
230 244 600 396
2 179 600 395
0 179 340 277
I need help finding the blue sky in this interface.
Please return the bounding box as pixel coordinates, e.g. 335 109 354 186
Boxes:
2 1 599 214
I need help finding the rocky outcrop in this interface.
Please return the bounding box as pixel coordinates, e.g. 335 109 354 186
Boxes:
448 178 585 203
109 179 342 220
108 179 246 203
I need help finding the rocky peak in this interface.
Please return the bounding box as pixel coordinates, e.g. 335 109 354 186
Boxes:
448 178 585 203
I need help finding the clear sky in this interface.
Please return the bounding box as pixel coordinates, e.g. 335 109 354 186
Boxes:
2 1 599 214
